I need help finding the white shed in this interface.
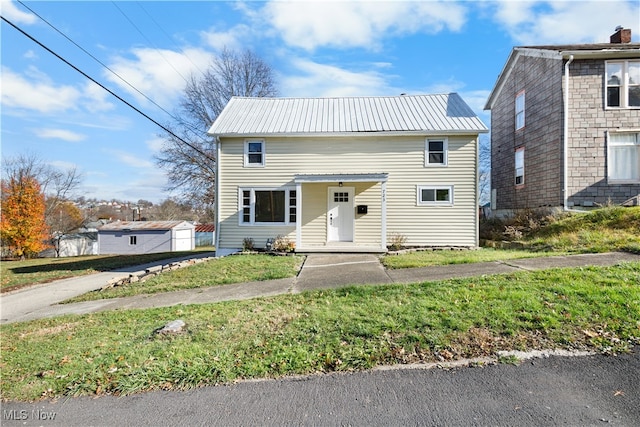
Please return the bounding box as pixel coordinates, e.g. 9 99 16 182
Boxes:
97 221 195 255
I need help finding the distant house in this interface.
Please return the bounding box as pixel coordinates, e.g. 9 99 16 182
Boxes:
485 27 640 216
195 224 216 247
97 221 195 255
207 94 488 255
40 232 98 258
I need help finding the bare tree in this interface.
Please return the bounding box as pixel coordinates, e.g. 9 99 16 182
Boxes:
156 48 278 208
478 135 491 206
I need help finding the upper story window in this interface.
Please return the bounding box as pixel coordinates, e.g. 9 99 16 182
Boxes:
606 60 640 108
515 147 525 186
425 138 448 167
244 139 265 167
608 132 639 182
515 91 525 130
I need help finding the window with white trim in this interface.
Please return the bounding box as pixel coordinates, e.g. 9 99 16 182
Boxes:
425 138 448 166
417 185 454 206
515 91 525 130
244 139 265 167
608 132 639 182
240 188 297 225
515 147 525 186
606 60 640 108
129 236 137 245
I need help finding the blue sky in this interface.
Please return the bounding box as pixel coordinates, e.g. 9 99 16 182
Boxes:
2 1 638 204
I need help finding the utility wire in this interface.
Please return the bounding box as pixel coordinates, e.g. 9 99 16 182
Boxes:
15 0 206 141
1 15 215 163
112 1 190 84
136 1 206 78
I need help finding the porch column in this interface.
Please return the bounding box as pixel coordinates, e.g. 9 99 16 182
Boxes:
381 180 387 250
296 182 302 250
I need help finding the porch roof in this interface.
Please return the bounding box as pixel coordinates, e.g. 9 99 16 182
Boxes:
294 173 388 183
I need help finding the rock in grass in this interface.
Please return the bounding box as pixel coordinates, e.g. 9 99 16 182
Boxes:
156 319 186 335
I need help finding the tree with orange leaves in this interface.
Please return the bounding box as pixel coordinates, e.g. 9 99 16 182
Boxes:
1 173 50 259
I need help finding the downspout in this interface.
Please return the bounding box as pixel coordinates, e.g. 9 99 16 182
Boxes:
563 55 574 211
214 136 221 253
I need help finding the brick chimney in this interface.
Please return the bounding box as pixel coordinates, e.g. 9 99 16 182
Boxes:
610 26 631 44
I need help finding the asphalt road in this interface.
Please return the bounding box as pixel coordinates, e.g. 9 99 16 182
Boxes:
2 350 638 426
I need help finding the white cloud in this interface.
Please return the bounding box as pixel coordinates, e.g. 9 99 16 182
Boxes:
82 81 116 113
145 136 166 153
49 160 79 171
34 128 86 142
1 0 37 24
1 66 81 113
200 24 252 50
105 47 211 109
281 59 396 97
109 149 155 169
490 0 639 45
263 0 467 50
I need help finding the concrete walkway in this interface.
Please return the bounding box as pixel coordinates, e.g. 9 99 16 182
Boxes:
2 251 639 324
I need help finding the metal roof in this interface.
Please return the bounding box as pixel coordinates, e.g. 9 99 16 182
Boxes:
98 221 194 231
208 94 487 137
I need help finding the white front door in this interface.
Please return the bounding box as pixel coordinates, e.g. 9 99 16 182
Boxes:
327 187 354 242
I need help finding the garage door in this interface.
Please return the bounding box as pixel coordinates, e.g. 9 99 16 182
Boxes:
174 229 193 251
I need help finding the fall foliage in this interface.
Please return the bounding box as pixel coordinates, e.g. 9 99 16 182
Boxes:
1 174 50 258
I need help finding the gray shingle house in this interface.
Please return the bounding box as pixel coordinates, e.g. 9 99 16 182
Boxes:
485 27 640 215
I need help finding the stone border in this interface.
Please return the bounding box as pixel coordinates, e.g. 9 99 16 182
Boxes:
99 256 217 291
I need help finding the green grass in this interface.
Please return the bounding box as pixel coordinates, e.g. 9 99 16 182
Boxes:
0 248 216 293
382 248 565 269
2 262 638 401
484 206 640 254
64 254 304 303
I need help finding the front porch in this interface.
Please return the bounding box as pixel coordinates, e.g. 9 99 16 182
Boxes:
294 173 388 253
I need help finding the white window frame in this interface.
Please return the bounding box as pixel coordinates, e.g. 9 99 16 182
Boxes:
244 139 265 167
425 138 448 167
417 185 454 206
605 60 640 109
515 90 525 130
129 235 137 245
607 131 640 183
515 147 525 186
239 187 297 226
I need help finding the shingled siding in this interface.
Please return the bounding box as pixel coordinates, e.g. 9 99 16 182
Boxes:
566 59 640 207
491 53 564 211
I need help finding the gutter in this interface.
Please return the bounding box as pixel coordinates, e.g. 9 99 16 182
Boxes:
563 55 577 212
214 136 221 252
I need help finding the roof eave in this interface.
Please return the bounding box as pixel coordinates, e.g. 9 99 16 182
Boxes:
211 129 488 139
485 45 640 110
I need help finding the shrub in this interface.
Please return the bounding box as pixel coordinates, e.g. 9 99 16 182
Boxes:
272 235 295 252
242 237 255 252
388 232 408 251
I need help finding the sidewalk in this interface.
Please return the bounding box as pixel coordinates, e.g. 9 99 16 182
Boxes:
2 251 639 324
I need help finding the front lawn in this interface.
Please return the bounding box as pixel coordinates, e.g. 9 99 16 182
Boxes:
2 262 638 401
63 254 304 303
0 249 216 293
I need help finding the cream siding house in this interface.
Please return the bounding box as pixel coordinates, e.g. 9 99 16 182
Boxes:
208 94 488 255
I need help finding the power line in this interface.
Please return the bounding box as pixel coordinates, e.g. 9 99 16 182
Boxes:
111 1 190 84
15 0 206 141
1 15 215 163
135 1 206 78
